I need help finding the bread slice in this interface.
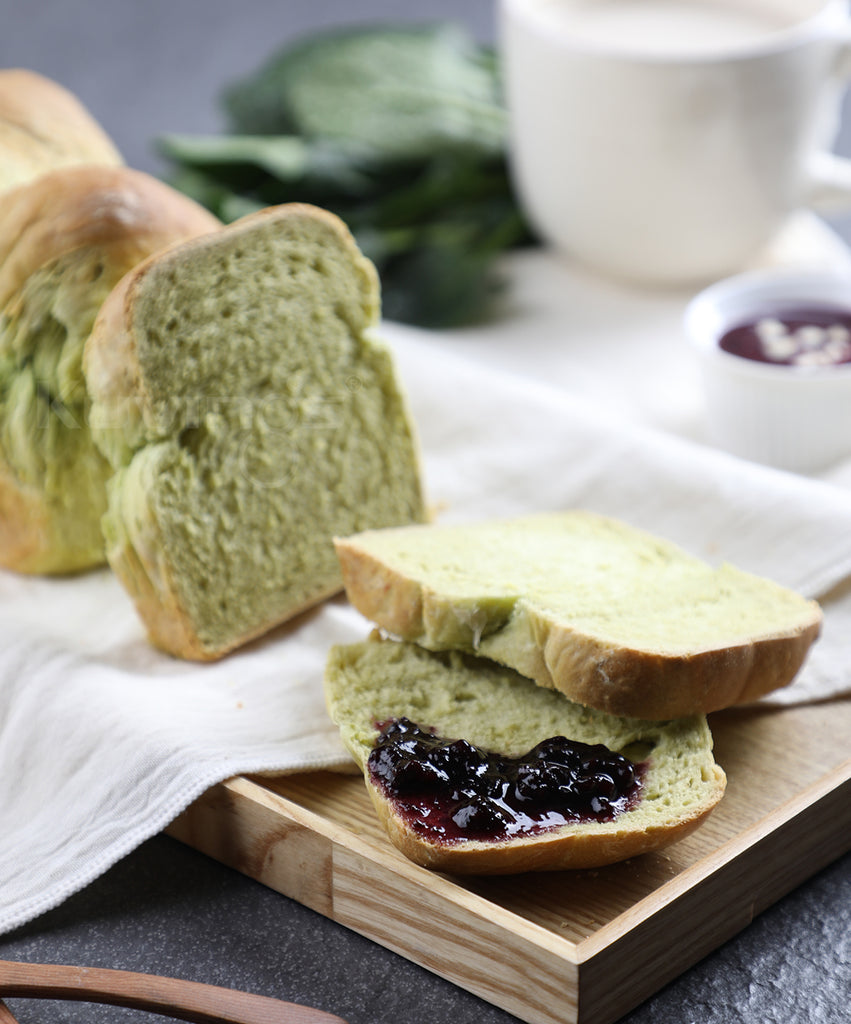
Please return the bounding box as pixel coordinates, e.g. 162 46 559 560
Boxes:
334 511 822 720
84 203 426 660
325 635 726 873
0 165 220 573
0 69 122 193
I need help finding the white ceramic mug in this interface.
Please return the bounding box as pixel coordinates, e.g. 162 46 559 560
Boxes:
500 0 851 285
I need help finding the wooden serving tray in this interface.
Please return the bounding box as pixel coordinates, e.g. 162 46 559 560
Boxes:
168 697 851 1024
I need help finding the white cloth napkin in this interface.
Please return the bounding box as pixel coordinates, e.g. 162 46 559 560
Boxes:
3 215 851 935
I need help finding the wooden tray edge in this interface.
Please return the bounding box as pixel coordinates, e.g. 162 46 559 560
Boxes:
167 760 851 1024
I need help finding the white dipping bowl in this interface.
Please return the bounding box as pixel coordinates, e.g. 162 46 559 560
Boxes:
685 267 851 473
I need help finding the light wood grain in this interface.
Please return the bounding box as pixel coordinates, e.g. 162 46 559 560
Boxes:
168 696 851 1024
0 960 347 1024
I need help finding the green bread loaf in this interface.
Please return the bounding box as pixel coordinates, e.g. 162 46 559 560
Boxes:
84 203 426 660
325 636 727 873
0 165 220 573
0 69 123 194
334 511 822 719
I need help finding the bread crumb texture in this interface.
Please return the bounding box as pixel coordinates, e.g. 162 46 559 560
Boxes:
0 251 116 571
87 204 425 658
325 636 727 873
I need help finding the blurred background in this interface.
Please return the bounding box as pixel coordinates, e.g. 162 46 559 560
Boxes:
8 0 494 177
8 0 851 241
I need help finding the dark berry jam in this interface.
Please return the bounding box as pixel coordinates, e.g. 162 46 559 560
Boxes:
719 306 851 367
367 718 644 845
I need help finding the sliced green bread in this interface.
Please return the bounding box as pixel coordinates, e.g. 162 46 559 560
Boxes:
325 636 726 873
0 165 220 573
334 511 822 719
84 203 426 660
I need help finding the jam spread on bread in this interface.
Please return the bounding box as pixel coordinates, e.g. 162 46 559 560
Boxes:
368 718 643 844
719 307 851 367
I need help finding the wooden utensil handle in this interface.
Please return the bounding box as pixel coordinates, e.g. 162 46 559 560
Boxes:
0 960 348 1024
0 999 19 1024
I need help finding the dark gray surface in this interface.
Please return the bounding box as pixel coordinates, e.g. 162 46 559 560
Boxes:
0 835 849 1024
1 3 850 1022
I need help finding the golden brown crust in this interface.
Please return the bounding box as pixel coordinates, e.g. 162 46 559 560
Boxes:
0 165 220 309
364 769 726 874
534 614 822 719
0 69 123 193
334 538 425 637
334 536 823 719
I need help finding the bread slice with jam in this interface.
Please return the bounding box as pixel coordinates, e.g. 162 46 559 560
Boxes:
325 635 726 874
334 511 822 720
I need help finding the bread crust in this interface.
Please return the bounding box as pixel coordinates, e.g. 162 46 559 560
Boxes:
364 771 724 874
334 524 823 719
0 69 122 193
532 611 821 719
0 165 220 310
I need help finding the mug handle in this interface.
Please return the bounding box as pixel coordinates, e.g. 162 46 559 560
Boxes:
805 30 851 211
805 151 851 211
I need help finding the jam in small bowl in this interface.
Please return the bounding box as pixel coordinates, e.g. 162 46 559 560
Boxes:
685 267 851 473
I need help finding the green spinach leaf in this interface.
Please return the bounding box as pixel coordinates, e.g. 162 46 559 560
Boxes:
158 23 534 327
